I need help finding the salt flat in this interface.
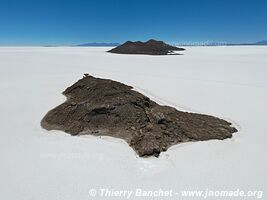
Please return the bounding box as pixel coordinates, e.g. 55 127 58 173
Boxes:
0 46 266 199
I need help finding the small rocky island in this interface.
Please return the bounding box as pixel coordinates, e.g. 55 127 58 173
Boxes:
108 39 185 55
41 74 237 157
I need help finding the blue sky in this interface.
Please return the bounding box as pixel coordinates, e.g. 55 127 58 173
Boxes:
0 0 266 45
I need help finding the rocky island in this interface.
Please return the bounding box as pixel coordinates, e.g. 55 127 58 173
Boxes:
41 74 237 157
108 39 185 55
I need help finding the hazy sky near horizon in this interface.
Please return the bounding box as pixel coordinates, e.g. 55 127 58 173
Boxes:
0 0 266 45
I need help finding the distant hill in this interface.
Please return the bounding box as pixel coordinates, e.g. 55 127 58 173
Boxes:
108 39 185 55
227 40 267 46
42 45 58 47
176 40 267 46
253 40 267 45
76 42 120 47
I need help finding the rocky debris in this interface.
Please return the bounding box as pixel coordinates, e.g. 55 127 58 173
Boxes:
41 74 237 157
107 39 185 55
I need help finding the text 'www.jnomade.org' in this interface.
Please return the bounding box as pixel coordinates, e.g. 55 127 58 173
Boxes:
88 188 263 199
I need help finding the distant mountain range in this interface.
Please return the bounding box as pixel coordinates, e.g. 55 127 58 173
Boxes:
42 40 267 47
76 42 120 47
176 40 267 46
249 40 267 45
77 40 267 47
227 40 267 46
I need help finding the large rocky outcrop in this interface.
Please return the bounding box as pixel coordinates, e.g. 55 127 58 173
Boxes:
41 74 237 157
108 39 185 55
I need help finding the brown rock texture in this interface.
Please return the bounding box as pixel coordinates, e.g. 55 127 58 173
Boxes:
107 39 185 55
41 74 237 157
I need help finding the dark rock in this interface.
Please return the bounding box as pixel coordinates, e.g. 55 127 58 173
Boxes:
107 39 185 55
41 75 237 157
